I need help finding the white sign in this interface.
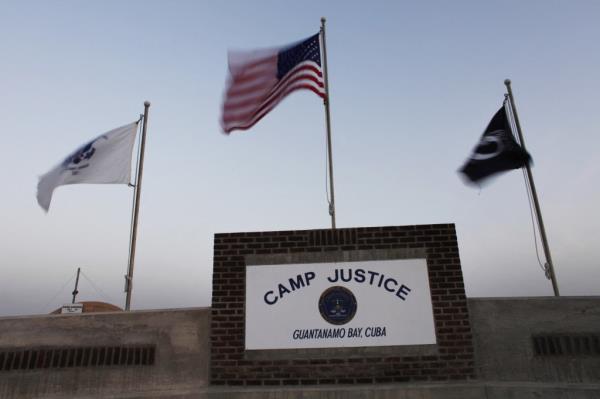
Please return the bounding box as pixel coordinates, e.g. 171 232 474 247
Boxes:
245 258 436 350
60 304 83 314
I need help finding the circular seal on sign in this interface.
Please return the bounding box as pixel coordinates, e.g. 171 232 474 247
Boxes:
318 286 357 325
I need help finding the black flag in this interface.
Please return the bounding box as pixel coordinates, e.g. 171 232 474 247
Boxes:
459 105 531 184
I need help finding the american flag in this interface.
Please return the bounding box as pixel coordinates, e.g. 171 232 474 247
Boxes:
221 33 326 133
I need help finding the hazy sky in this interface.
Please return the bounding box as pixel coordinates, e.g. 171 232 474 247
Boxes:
1 1 598 316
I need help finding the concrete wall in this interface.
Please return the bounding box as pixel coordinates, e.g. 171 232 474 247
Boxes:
1 298 599 398
0 308 210 398
469 297 600 383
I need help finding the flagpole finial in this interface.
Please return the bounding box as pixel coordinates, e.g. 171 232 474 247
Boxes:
144 101 151 107
504 79 511 86
321 17 326 24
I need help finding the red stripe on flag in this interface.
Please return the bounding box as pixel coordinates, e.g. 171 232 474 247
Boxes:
222 84 326 133
229 54 276 73
222 73 324 124
224 72 324 115
226 62 323 98
224 62 324 110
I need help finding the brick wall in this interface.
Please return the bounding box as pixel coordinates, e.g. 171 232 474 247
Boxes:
211 224 474 386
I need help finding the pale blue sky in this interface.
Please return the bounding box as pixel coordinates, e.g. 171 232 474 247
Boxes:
1 1 599 316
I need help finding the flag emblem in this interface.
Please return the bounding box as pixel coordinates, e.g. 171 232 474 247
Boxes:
37 123 138 211
221 33 325 133
62 136 108 175
459 105 532 184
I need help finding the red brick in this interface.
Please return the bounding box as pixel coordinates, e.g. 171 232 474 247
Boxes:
210 225 474 386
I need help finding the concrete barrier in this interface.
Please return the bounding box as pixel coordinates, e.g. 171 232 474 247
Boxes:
0 308 210 398
1 298 599 398
469 296 600 383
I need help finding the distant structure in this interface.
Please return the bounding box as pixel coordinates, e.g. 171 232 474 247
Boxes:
50 301 122 315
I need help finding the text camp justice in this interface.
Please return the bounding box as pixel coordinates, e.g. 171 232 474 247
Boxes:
261 267 413 306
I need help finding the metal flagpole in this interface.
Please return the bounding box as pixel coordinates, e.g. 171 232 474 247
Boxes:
504 79 559 297
125 101 151 310
320 17 337 229
71 267 81 304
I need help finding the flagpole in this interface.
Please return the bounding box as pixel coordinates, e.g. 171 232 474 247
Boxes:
504 79 559 297
320 17 337 229
125 101 151 310
71 267 81 304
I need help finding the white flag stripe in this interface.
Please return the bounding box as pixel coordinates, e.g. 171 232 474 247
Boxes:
223 71 325 127
224 62 324 109
224 80 324 131
37 122 138 212
223 63 325 131
228 58 277 81
227 49 277 75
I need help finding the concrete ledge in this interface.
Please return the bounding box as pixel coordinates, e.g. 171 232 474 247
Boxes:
37 381 600 399
245 343 438 360
204 382 600 399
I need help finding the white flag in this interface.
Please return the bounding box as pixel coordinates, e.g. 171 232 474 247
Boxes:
37 123 138 212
